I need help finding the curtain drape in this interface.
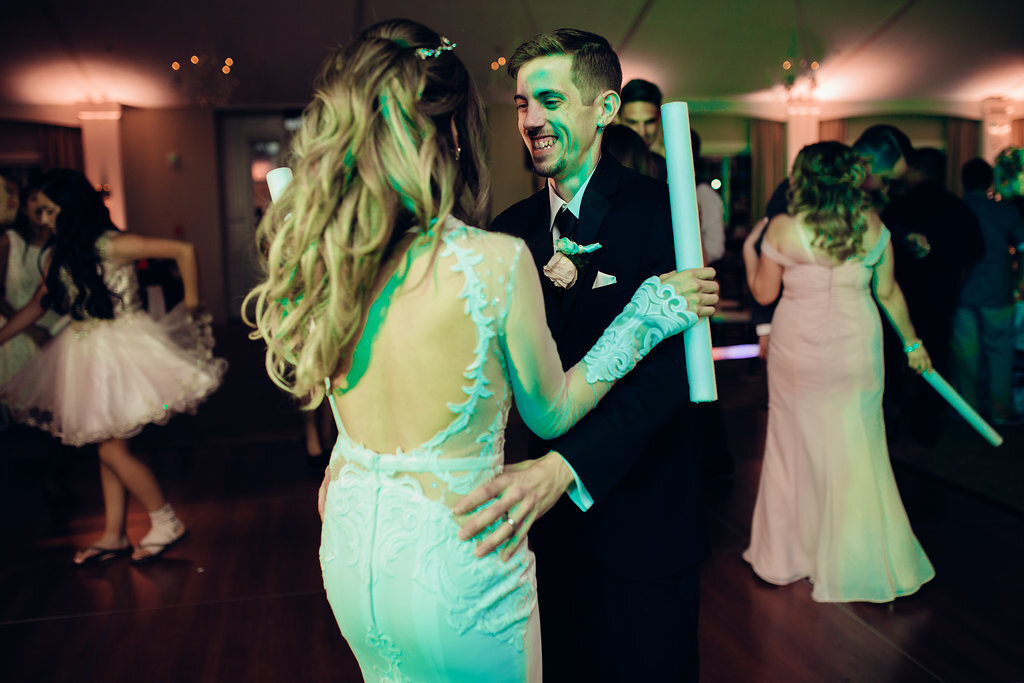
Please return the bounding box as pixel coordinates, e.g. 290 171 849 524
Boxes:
36 125 84 172
751 119 786 221
945 118 979 195
818 119 847 144
1011 119 1024 148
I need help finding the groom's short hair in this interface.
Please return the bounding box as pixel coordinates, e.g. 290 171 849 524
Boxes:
507 29 622 104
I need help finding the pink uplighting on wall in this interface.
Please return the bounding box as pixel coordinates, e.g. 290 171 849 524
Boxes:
950 59 1024 101
8 59 179 107
250 159 275 183
619 58 671 96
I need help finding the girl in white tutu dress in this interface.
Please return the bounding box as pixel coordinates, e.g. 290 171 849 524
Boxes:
0 169 227 565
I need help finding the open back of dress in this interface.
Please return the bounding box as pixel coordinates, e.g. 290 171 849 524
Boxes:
319 217 541 682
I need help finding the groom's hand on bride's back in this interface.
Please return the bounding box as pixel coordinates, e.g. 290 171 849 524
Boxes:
454 452 574 562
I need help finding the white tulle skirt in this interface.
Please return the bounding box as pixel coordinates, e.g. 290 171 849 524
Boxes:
1 305 227 446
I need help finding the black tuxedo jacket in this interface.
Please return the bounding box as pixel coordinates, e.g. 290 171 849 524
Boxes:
492 157 706 578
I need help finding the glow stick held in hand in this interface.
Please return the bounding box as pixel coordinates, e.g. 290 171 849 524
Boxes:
921 369 1003 447
661 101 718 402
266 167 293 202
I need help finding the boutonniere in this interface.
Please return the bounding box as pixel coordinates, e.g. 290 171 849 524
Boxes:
543 237 602 289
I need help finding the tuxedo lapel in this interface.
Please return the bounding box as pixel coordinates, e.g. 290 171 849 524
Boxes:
516 193 563 332
522 195 554 274
572 159 617 249
555 157 620 333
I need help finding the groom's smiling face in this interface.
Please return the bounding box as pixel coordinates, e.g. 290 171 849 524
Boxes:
514 54 606 187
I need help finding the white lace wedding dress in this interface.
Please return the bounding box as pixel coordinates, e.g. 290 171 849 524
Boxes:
319 217 694 682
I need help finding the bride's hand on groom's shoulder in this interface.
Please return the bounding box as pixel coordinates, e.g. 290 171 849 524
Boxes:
454 452 574 562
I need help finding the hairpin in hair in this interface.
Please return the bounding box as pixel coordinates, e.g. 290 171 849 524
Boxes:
416 37 456 60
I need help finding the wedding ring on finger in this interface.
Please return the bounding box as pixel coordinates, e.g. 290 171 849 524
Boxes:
504 514 517 529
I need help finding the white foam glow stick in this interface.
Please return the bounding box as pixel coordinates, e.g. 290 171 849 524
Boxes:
921 369 1003 447
266 167 293 202
661 102 718 402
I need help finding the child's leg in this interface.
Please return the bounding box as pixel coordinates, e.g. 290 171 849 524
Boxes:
96 438 165 511
95 438 186 562
73 455 132 564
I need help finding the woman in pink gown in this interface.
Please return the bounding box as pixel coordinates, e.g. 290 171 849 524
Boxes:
742 142 935 603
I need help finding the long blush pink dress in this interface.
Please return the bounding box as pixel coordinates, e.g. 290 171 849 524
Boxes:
742 227 935 603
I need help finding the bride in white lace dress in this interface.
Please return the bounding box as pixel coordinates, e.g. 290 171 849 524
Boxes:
245 20 718 682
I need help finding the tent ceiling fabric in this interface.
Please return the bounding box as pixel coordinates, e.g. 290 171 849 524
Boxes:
1 0 1022 112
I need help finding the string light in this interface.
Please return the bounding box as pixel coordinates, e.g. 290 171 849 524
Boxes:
172 52 237 105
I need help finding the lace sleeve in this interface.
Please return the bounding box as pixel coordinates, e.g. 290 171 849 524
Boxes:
581 277 696 383
501 251 696 440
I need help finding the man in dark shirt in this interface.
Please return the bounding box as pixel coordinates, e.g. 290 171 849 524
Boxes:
952 157 1024 424
883 148 983 441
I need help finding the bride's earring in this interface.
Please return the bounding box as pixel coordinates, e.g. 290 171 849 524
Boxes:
455 146 462 161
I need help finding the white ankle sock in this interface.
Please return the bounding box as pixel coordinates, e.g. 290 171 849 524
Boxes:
148 503 180 530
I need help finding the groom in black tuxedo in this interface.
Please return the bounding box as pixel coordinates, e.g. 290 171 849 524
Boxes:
458 29 708 682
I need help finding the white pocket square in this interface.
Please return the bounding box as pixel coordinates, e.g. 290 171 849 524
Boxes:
592 271 617 289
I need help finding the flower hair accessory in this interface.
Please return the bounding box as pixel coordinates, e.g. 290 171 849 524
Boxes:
543 237 602 290
416 37 456 60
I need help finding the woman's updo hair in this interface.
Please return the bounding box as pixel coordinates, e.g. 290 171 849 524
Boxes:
245 19 491 405
787 141 872 261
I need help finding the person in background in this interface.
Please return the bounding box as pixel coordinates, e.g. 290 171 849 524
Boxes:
951 157 1024 425
691 129 726 265
1 177 68 401
882 148 982 443
743 141 934 603
0 173 17 225
618 80 726 266
0 169 226 565
618 78 666 160
755 125 913 361
601 123 657 178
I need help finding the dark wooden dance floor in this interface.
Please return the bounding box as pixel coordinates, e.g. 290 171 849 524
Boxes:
1 324 1021 682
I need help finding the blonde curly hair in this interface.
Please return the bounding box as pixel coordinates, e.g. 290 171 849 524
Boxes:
244 19 491 407
787 141 872 261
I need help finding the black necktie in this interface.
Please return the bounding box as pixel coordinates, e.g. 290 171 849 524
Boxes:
554 206 578 241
